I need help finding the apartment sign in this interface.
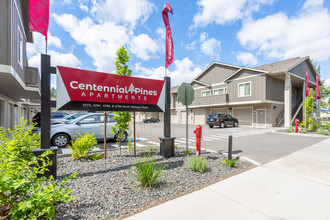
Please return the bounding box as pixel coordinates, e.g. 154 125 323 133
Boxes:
56 66 165 112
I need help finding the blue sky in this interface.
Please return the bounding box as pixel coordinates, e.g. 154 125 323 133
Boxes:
27 0 330 88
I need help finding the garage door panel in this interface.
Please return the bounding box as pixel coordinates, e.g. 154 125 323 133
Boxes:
234 107 252 126
211 108 228 114
194 110 205 125
171 110 178 124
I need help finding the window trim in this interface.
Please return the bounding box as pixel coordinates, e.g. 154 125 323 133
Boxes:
213 88 225 95
18 27 23 68
238 81 251 97
201 90 211 97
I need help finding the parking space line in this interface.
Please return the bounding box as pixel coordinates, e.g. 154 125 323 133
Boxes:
175 139 190 144
147 141 159 145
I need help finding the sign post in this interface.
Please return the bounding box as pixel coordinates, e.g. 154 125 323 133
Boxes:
178 83 194 151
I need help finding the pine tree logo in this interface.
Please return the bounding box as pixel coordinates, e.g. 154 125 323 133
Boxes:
128 83 135 93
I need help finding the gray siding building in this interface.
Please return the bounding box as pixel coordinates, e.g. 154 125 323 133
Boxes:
0 0 40 129
171 56 318 128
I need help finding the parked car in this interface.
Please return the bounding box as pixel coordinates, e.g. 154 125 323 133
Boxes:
206 113 238 128
51 112 88 125
48 113 130 147
32 112 69 127
143 118 160 123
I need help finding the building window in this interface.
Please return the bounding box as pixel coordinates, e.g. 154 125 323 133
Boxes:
201 90 211 97
18 28 23 67
238 82 251 97
213 88 225 95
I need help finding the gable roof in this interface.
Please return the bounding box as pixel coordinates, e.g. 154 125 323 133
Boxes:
254 56 309 72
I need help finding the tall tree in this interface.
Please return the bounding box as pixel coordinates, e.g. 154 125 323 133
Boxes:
313 62 330 109
111 46 132 156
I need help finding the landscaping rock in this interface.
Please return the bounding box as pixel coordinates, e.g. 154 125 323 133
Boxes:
55 148 254 219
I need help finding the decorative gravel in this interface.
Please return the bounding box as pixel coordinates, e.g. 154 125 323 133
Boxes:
55 148 254 219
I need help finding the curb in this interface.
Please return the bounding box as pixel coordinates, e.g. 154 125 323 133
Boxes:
181 146 261 166
272 131 329 138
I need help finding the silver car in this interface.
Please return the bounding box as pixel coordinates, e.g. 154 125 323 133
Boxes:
51 112 88 125
50 113 129 147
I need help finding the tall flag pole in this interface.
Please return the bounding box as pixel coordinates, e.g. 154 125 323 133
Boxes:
304 66 309 131
29 0 50 54
316 73 321 129
162 1 174 76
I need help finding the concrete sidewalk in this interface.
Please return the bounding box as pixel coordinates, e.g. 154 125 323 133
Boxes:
126 138 330 220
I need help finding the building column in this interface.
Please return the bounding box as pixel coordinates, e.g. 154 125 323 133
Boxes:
284 73 292 128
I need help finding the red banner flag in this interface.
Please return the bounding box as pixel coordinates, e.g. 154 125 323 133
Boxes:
162 2 174 69
305 66 309 97
29 0 49 42
316 73 321 99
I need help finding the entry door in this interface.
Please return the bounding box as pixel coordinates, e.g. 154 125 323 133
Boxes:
257 109 266 128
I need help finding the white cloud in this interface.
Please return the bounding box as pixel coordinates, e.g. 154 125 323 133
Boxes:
28 51 81 69
191 0 274 28
27 32 62 57
134 58 203 86
236 52 258 66
95 0 155 28
62 0 72 5
156 27 165 40
129 34 160 61
199 33 221 59
186 41 197 50
52 13 131 72
324 78 330 87
237 0 330 62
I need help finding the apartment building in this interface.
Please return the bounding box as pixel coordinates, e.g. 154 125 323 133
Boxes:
0 0 41 129
170 56 317 128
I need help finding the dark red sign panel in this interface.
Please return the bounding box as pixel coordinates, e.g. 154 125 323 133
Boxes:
56 66 165 112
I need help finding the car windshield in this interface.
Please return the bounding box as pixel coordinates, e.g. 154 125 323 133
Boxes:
62 114 75 119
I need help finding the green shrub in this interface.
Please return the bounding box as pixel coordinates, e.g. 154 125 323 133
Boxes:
68 132 97 160
184 149 191 156
87 153 102 160
286 127 294 133
187 156 208 173
317 128 329 135
0 119 76 219
149 145 157 152
174 144 178 149
323 123 330 131
223 159 237 168
310 124 317 131
131 156 165 187
127 138 133 152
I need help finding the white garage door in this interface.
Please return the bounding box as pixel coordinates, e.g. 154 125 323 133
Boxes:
211 108 228 114
233 107 252 126
171 110 178 124
194 109 205 125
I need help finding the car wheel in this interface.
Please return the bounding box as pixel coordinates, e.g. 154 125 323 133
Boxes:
115 132 128 142
220 122 225 128
209 125 214 128
234 121 238 127
52 133 70 147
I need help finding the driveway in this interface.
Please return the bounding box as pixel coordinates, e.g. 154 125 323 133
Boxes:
134 123 328 164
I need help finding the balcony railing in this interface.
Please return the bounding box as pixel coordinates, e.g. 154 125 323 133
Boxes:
191 94 228 106
25 67 40 88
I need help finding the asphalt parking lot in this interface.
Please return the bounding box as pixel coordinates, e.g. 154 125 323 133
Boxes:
55 122 328 164
133 122 328 164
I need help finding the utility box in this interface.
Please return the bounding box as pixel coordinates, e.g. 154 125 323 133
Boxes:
159 137 176 157
32 147 58 179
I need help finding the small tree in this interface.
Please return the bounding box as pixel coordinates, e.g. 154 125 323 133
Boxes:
303 89 314 129
111 46 132 155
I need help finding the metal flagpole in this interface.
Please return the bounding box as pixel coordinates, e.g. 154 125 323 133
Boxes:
303 83 306 132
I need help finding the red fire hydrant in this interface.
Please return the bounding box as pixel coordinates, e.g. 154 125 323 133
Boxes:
193 125 202 156
295 118 300 133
